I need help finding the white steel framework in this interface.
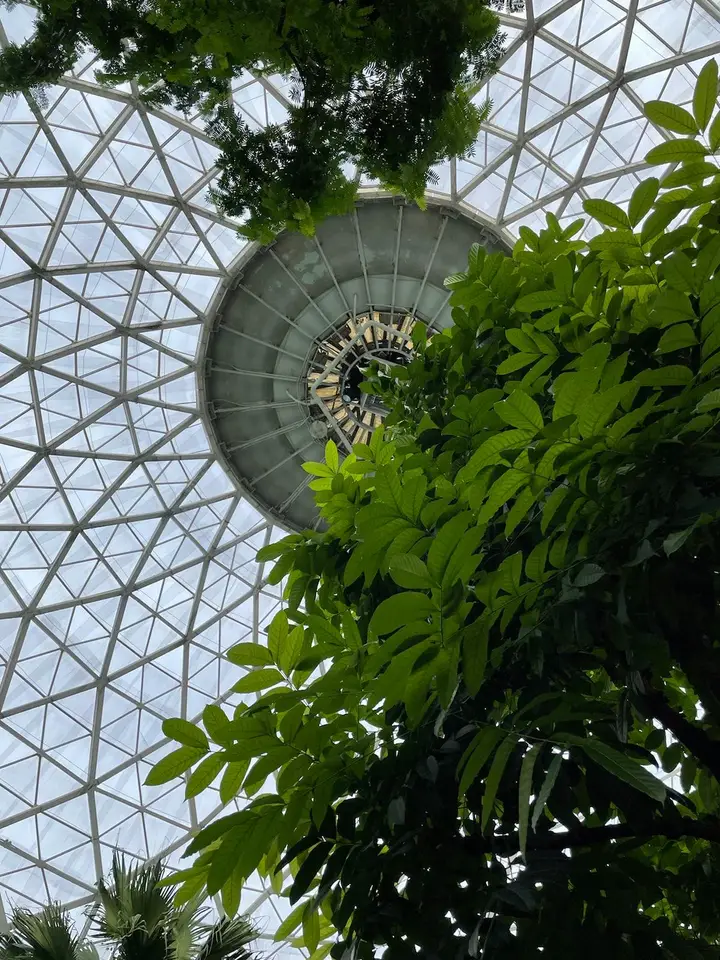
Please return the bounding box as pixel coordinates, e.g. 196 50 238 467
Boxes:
0 0 719 952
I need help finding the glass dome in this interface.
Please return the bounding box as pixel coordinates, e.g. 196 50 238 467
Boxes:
0 0 719 949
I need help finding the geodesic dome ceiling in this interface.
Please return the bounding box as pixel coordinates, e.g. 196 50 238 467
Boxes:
0 0 720 948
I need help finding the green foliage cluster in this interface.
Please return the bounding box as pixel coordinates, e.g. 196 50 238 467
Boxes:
149 64 720 959
0 855 257 960
0 0 503 242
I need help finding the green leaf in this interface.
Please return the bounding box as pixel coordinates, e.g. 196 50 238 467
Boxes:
404 663 436 728
478 467 530 526
184 813 244 856
662 742 683 773
145 745 206 786
462 620 489 695
565 735 666 802
552 257 573 299
387 796 406 828
663 527 694 556
403 474 428 522
657 323 697 353
497 352 537 375
302 460 334 477
583 198 631 229
504 486 535 537
443 528 484 590
541 486 568 535
186 752 226 799
370 592 436 637
506 328 540 353
514 291 565 312
302 903 321 954
278 703 306 744
232 667 285 693
427 513 471 584
290 841 333 903
458 726 504 797
681 756 698 793
342 611 362 651
518 226 539 250
243 747 295 793
634 366 693 386
710 110 720 151
640 203 683 244
325 439 339 472
651 288 696 327
274 902 307 940
236 805 286 882
696 387 720 411
266 552 294 586
663 161 719 188
174 875 207 907
531 753 562 830
644 100 699 135
645 728 665 752
343 543 366 587
622 267 656 286
389 553 433 589
256 537 298 563
494 391 543 432
226 642 274 667
456 430 533 483
267 612 287 663
577 385 628 438
445 272 469 289
308 945 332 960
548 533 569 569
608 396 658 440
220 761 250 805
203 704 233 745
221 864 243 919
518 744 541 860
553 371 599 420
481 735 515 832
573 563 605 587
663 252 696 293
693 59 718 131
304 614 344 648
278 625 304 675
163 718 209 750
525 540 549 582
646 139 708 165
208 820 254 894
498 551 523 595
628 178 660 226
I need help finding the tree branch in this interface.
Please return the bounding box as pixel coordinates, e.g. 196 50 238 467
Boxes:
462 816 720 857
637 684 720 784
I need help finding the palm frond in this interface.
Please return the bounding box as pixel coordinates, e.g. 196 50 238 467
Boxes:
92 854 177 960
195 917 258 960
0 906 79 960
166 897 207 960
74 944 99 960
0 934 25 960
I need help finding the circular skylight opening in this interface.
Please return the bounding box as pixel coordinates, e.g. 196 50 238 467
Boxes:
307 308 420 450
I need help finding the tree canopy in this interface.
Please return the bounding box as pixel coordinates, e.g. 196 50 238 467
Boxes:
0 0 503 241
148 63 720 960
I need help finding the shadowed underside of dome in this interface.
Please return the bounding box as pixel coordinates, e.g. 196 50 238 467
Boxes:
201 199 509 532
